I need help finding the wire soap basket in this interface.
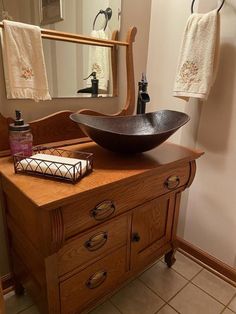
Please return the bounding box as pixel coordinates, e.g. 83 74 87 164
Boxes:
13 146 93 183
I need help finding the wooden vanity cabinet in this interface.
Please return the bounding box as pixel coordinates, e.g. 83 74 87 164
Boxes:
0 142 202 314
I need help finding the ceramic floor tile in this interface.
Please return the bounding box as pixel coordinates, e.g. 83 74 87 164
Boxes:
19 305 40 314
228 295 236 312
157 304 178 314
222 309 235 314
140 261 187 301
171 251 202 280
4 291 34 314
192 269 236 305
89 300 121 314
169 283 224 314
110 279 164 314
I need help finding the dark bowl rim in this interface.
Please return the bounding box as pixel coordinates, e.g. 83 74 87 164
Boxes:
70 110 190 137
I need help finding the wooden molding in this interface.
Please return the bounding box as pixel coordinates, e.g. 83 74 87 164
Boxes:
176 237 236 284
50 208 65 252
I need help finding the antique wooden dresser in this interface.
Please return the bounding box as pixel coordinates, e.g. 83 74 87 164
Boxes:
0 141 202 313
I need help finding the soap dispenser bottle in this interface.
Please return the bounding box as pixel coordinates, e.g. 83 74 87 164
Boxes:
9 110 33 157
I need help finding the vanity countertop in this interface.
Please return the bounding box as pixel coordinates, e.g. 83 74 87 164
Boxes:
0 141 203 210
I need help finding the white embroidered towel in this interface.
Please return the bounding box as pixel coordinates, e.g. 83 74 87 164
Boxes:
1 20 51 101
87 29 109 91
173 10 220 101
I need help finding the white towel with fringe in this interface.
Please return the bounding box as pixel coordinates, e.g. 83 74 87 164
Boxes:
1 20 51 101
87 29 109 91
173 10 220 101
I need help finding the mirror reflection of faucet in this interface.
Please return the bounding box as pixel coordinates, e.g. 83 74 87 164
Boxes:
77 72 99 97
136 73 150 114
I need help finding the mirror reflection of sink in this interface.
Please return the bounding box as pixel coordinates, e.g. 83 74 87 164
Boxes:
70 110 190 153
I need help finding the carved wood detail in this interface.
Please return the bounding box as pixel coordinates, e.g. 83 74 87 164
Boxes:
50 208 64 252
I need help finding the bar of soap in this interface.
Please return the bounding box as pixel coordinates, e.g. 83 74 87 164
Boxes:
17 153 87 180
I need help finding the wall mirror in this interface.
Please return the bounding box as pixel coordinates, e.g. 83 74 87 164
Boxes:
0 0 122 98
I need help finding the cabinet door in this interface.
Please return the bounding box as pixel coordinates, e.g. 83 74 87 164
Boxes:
131 195 175 270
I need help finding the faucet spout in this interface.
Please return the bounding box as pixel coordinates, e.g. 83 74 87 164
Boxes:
136 73 150 114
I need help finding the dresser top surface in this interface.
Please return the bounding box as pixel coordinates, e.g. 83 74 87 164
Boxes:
0 141 203 209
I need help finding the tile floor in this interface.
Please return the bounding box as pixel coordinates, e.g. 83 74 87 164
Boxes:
4 251 236 314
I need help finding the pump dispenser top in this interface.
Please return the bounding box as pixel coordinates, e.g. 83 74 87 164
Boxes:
9 110 30 131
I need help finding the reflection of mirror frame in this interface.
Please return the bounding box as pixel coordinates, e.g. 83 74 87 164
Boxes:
39 0 64 26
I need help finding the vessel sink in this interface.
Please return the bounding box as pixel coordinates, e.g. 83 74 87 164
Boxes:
70 110 190 153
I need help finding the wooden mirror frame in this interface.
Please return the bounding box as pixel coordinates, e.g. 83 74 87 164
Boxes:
0 24 137 156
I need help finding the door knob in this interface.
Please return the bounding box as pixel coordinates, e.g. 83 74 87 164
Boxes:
131 232 140 242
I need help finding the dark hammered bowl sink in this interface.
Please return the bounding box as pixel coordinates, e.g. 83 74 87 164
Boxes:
70 110 190 153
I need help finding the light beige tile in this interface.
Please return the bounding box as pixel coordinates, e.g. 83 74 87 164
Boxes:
140 261 187 301
4 291 33 314
228 295 236 312
157 304 178 313
19 305 40 314
222 309 235 314
110 279 164 314
171 251 202 280
192 269 236 305
89 301 121 314
169 283 224 314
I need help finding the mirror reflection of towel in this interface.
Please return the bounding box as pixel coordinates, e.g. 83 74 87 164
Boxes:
87 30 109 91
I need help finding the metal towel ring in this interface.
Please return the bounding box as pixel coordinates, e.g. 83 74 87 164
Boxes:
93 7 112 31
191 0 225 14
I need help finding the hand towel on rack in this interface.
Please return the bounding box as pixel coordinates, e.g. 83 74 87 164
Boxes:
87 29 109 91
173 10 220 101
1 20 51 101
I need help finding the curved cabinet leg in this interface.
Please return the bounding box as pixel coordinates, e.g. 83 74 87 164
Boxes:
164 249 176 268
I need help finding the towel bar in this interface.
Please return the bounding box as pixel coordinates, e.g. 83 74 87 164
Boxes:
191 0 225 14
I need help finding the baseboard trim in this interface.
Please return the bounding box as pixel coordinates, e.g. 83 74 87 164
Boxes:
1 273 14 294
176 237 236 284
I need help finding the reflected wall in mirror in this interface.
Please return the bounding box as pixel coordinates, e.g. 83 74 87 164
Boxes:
0 0 121 98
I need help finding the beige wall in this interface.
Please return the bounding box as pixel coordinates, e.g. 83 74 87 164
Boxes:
184 0 236 267
147 0 236 267
0 0 152 276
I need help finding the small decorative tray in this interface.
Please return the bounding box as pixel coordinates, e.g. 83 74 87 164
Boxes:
13 146 93 184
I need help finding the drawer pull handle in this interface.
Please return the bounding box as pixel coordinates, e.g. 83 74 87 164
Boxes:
86 270 107 289
131 232 141 242
165 176 180 190
84 232 108 251
90 200 115 221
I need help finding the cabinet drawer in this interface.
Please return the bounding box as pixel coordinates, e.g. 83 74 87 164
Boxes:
62 164 190 238
60 246 126 314
58 214 129 276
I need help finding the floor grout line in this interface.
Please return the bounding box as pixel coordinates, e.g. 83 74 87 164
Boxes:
108 298 125 314
222 292 236 313
138 274 188 313
16 304 35 314
190 280 234 307
178 249 236 288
